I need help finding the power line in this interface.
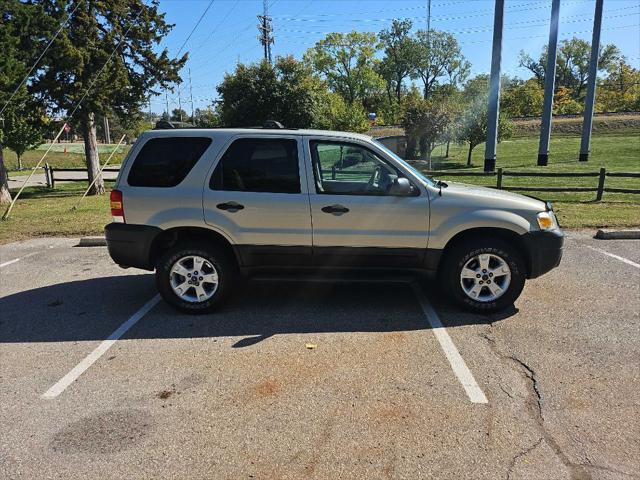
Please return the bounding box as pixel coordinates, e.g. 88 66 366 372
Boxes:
0 0 83 117
174 0 216 58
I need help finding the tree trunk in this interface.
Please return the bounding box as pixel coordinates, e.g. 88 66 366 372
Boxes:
17 153 23 171
445 140 450 158
467 143 474 166
0 147 12 205
419 136 430 160
81 112 104 195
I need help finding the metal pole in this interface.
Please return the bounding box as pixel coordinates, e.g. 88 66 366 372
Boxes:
103 116 111 144
483 0 504 172
579 0 603 162
189 68 195 123
178 85 183 122
538 0 561 166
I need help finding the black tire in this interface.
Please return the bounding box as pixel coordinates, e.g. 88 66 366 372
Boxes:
441 237 526 313
155 242 237 314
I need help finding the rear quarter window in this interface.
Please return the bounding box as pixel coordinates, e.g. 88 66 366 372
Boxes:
127 137 212 187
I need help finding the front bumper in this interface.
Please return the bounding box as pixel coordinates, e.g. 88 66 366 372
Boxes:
521 228 565 279
104 223 162 270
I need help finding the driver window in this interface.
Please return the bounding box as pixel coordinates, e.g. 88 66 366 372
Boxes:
310 140 399 195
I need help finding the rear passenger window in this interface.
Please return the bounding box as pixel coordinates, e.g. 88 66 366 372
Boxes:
128 137 212 187
210 138 300 193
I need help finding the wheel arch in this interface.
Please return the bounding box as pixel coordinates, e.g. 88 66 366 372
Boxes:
437 227 531 277
148 226 239 269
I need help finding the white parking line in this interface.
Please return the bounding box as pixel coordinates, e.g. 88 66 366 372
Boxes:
586 245 640 269
0 246 55 268
412 284 489 404
41 294 161 399
0 258 21 268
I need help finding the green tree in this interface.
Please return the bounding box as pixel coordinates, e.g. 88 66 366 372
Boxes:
193 107 221 128
501 78 544 117
402 95 455 161
313 92 370 133
31 0 185 194
170 108 189 122
377 19 418 103
413 29 470 100
457 97 513 166
3 111 45 170
1 0 52 204
519 37 620 101
597 59 640 112
217 56 322 128
304 31 384 105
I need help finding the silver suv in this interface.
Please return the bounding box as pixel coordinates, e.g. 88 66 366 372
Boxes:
105 127 564 314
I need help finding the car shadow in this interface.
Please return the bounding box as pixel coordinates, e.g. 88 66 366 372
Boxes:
0 274 518 346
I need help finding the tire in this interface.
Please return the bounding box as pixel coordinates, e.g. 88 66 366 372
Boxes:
155 242 237 314
441 237 526 313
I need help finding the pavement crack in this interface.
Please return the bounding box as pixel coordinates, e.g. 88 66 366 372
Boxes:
480 332 593 480
506 437 543 480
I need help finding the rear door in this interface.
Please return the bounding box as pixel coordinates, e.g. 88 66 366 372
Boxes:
305 137 430 268
203 135 312 267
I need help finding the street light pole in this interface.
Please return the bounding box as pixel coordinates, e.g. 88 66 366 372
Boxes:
579 0 604 162
537 0 561 166
484 0 504 172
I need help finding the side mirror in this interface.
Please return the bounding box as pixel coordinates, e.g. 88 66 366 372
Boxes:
389 177 412 196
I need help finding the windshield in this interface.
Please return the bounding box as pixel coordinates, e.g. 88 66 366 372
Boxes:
372 139 435 187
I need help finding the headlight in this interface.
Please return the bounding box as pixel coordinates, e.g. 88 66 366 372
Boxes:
536 211 558 230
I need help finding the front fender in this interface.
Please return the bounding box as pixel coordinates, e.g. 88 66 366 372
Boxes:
429 209 532 250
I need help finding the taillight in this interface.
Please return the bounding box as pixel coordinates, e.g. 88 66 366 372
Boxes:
110 189 125 223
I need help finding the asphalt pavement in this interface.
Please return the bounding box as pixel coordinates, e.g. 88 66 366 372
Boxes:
0 232 638 479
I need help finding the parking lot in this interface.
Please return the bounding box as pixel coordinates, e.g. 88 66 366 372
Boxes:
1 232 638 479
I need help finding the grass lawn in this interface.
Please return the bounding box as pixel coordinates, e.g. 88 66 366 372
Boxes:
3 142 129 172
0 132 638 245
413 132 640 228
0 183 111 244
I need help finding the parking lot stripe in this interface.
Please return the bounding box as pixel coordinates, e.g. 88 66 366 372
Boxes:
41 294 161 399
0 258 21 268
412 284 489 404
586 246 640 269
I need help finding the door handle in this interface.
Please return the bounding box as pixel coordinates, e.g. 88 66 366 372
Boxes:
321 204 349 215
216 201 244 213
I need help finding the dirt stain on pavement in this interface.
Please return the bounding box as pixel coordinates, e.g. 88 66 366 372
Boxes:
254 380 280 398
50 410 153 454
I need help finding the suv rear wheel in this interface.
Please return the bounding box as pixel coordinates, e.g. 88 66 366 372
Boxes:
155 243 237 314
442 238 526 313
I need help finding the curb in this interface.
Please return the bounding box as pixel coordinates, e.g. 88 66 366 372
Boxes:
77 236 107 247
595 229 640 240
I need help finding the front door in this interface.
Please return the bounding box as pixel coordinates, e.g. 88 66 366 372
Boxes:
305 138 430 268
203 135 312 266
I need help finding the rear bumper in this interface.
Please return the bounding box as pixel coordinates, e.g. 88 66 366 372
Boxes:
104 223 161 270
521 229 565 279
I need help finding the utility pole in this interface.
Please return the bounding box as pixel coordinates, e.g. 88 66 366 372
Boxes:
165 92 169 120
537 0 561 166
257 0 274 63
484 0 504 172
189 68 195 124
178 85 183 122
103 116 111 144
580 0 604 162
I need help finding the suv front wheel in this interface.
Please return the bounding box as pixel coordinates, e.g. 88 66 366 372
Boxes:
442 238 526 313
155 243 236 314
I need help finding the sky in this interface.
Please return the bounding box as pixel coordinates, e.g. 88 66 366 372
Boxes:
152 0 640 115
